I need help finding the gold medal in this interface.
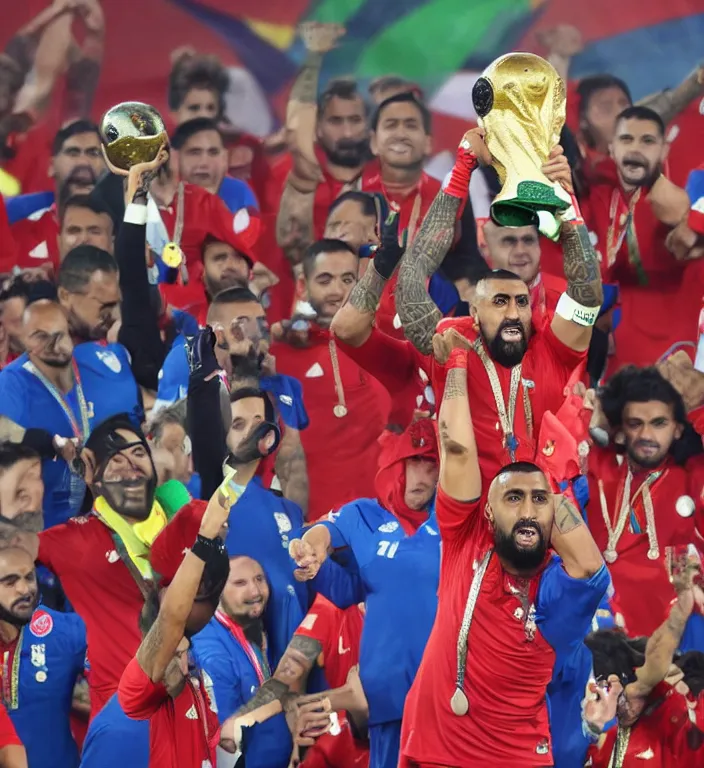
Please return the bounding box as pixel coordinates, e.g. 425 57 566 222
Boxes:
35 671 47 683
162 242 183 268
333 404 348 418
450 688 469 716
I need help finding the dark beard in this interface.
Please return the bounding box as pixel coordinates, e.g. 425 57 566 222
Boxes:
98 477 156 521
243 619 265 647
321 139 369 168
39 357 72 369
0 511 43 535
0 593 38 627
481 321 528 368
494 519 547 572
626 443 665 470
230 350 264 381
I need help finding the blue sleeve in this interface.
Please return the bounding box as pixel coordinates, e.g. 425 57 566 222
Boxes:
429 272 460 315
310 558 365 609
260 374 309 430
537 558 610 655
65 612 88 675
5 192 55 223
194 646 243 722
218 177 259 212
155 340 189 410
686 168 704 204
0 370 28 423
319 502 364 550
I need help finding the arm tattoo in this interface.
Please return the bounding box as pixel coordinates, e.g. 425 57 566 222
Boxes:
396 191 462 354
347 264 387 315
275 430 309 517
290 52 323 105
560 221 604 307
443 366 467 400
638 70 702 128
276 184 315 266
234 635 322 716
64 58 101 117
554 496 584 534
135 619 166 681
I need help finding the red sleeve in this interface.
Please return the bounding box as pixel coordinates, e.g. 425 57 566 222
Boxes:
0 705 21 748
336 327 427 395
435 485 482 543
539 322 588 395
295 595 338 654
149 501 205 586
118 657 168 720
0 196 17 274
204 188 260 255
37 523 71 576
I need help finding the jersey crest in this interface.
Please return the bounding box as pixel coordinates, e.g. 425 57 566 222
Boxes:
29 610 53 638
96 349 122 374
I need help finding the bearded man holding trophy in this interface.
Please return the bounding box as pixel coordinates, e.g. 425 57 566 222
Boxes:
395 53 610 768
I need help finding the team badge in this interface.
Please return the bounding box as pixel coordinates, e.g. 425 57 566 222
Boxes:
96 349 122 374
274 512 291 534
30 644 46 668
29 611 53 638
378 521 399 533
201 670 218 714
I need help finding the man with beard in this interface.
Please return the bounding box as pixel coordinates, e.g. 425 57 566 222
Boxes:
0 300 140 526
582 106 697 372
192 556 292 767
0 443 43 559
0 547 86 768
583 366 704 636
271 238 391 520
333 128 600 483
58 194 114 262
0 277 33 370
7 121 105 273
118 479 240 768
396 327 608 768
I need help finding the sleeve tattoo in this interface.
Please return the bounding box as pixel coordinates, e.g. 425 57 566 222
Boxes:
347 264 387 315
396 192 462 354
438 367 469 455
560 221 603 307
275 429 309 517
276 183 315 266
233 634 322 716
554 496 584 534
289 52 323 106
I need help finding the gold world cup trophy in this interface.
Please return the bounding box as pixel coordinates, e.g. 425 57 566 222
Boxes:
472 53 571 238
99 102 182 269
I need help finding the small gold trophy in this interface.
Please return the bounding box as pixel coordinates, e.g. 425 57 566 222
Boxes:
472 53 570 236
99 101 168 171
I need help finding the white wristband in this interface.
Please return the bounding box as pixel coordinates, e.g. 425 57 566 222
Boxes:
124 203 148 226
556 292 600 327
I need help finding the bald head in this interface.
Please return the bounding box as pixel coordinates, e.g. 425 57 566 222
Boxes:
22 300 73 369
0 546 38 626
482 221 541 284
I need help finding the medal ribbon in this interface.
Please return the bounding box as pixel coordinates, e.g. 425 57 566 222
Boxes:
23 360 90 440
598 467 665 562
473 339 532 461
606 188 648 285
215 610 270 685
1 627 24 710
327 333 347 418
609 725 631 768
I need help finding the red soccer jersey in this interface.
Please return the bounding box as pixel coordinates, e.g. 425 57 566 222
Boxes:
582 182 701 371
0 195 18 274
294 595 363 689
586 450 702 636
271 329 392 520
400 488 556 767
118 657 220 768
38 516 144 717
6 208 59 274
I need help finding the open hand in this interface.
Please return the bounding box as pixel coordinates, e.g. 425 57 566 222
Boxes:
298 22 346 54
432 327 473 365
537 25 584 59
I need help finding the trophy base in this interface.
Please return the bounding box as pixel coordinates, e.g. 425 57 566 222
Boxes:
491 180 570 229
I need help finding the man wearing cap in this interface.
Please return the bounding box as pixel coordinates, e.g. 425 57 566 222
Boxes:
36 414 171 766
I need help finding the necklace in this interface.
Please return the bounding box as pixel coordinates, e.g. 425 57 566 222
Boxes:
328 334 348 418
473 339 532 461
598 467 664 563
23 360 90 440
610 725 631 768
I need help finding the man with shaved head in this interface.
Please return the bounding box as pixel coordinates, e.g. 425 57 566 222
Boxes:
0 299 141 527
399 327 609 768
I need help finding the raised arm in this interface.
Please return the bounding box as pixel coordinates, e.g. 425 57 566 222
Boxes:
550 493 604 579
330 208 405 346
550 209 604 352
624 563 695 713
434 329 481 502
62 0 105 120
135 487 230 683
396 131 482 355
274 426 309 517
638 66 704 129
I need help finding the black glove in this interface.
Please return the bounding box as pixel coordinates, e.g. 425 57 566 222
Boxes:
371 194 405 280
185 326 220 380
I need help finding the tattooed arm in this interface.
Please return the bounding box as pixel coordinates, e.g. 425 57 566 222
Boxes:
330 263 388 346
434 329 480 503
396 130 483 355
276 181 316 268
638 66 704 129
550 220 604 352
550 494 604 579
62 1 105 119
275 426 309 518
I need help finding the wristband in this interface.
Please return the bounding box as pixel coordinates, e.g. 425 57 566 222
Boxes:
442 140 479 200
191 534 224 564
555 293 599 327
560 193 584 227
447 347 469 369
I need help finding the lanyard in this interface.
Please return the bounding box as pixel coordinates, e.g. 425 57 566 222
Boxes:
606 188 648 285
215 610 270 685
23 359 90 441
1 627 24 710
